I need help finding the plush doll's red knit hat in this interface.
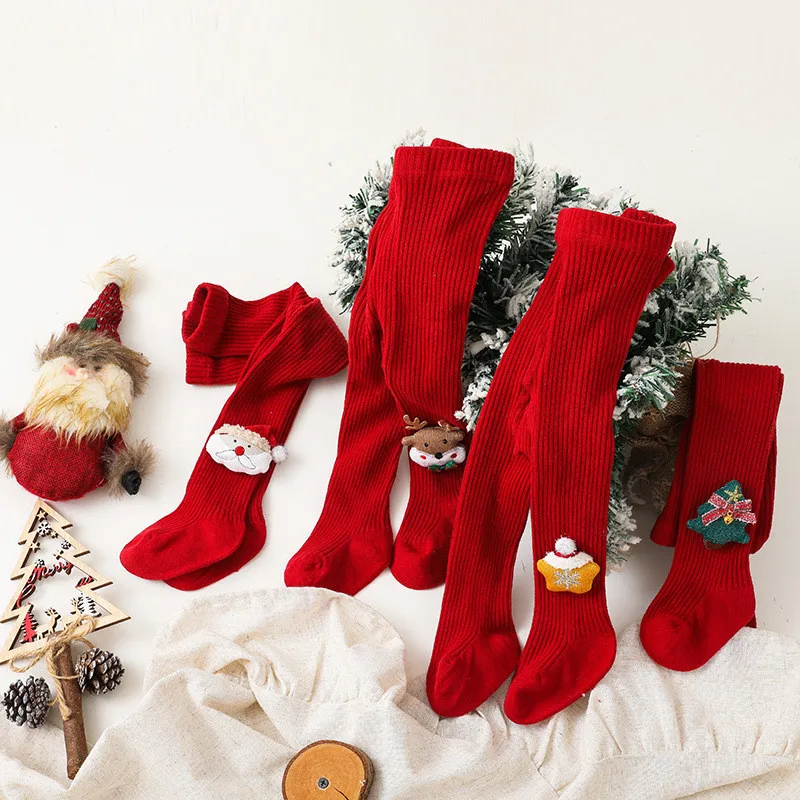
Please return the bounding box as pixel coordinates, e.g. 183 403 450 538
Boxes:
66 258 134 343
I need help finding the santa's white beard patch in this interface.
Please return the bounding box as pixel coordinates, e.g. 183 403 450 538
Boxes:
206 431 277 474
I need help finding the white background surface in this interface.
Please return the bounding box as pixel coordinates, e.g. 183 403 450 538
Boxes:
0 2 798 743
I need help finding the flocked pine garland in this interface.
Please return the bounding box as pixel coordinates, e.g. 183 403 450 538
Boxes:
333 131 752 567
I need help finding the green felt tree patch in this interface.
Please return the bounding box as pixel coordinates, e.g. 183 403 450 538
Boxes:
686 479 756 546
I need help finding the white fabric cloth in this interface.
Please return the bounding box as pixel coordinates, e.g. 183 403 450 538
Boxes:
1 587 799 799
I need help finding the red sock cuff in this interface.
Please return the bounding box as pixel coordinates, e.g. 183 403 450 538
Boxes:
183 283 326 385
392 144 515 183
556 207 677 257
556 208 675 250
551 209 676 304
182 284 230 352
696 360 783 437
429 138 465 148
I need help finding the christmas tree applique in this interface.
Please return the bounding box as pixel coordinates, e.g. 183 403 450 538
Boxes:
687 480 756 547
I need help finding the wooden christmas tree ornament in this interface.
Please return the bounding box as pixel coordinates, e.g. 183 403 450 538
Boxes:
1 499 130 779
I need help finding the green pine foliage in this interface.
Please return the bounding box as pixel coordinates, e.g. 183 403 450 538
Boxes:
332 135 752 567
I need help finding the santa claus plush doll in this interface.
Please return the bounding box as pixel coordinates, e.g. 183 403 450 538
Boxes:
0 259 155 501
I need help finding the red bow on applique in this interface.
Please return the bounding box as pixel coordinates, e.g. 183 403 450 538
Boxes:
701 493 756 526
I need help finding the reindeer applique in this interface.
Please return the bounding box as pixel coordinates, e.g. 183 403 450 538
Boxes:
402 415 466 471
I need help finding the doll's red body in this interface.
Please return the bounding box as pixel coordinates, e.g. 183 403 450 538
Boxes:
6 414 130 501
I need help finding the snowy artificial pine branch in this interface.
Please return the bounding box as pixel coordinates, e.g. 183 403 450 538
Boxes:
331 135 752 567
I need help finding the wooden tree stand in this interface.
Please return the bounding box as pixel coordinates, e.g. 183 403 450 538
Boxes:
53 643 89 779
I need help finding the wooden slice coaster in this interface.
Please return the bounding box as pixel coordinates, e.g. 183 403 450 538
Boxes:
282 740 374 800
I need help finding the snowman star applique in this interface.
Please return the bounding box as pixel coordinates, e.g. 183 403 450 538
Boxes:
205 424 287 475
536 537 600 594
401 415 466 472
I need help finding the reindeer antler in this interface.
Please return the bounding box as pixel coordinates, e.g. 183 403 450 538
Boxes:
437 420 460 432
403 414 428 431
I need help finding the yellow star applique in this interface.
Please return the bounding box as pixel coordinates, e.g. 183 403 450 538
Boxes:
723 485 743 503
536 559 600 594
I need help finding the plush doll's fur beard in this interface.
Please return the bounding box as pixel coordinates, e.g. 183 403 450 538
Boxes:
25 356 133 441
36 328 149 397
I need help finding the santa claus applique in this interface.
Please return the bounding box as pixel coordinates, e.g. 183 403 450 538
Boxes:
205 424 287 474
0 260 155 501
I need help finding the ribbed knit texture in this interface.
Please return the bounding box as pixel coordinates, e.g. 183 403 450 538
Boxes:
386 146 516 588
120 283 348 586
182 283 295 385
283 210 399 595
504 208 676 724
427 207 677 722
285 142 514 594
649 402 694 547
640 359 783 671
650 370 779 554
426 245 562 718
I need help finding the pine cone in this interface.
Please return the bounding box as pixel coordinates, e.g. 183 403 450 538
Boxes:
76 648 125 694
2 676 51 728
